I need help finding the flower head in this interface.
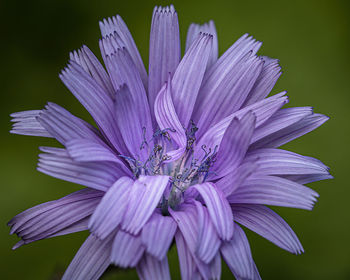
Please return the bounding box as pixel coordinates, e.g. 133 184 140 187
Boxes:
9 5 331 280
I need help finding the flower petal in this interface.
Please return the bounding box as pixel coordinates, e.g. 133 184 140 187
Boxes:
38 147 125 191
194 200 221 263
8 189 102 246
190 183 234 240
175 230 196 280
209 252 222 280
171 33 213 127
216 161 258 197
62 234 113 280
281 174 333 184
148 5 180 121
110 230 145 267
195 53 263 135
141 212 177 260
170 203 198 253
251 107 313 143
136 254 171 280
69 45 115 99
10 110 52 138
194 92 288 160
245 148 329 176
114 84 152 161
37 102 101 145
99 15 147 86
192 34 262 133
174 229 212 280
243 57 282 106
121 175 170 234
220 223 258 280
185 20 218 68
66 139 129 170
89 177 134 239
154 78 187 148
250 113 329 149
231 204 304 254
228 175 319 210
208 33 261 78
59 61 128 154
212 112 256 178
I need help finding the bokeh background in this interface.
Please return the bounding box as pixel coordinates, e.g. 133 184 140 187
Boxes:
1 0 349 279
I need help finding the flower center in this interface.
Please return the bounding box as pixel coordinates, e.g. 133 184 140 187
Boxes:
121 122 218 211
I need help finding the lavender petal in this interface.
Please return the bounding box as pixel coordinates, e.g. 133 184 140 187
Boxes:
231 204 304 254
148 5 180 123
171 33 213 128
220 223 257 280
37 102 101 144
10 110 52 137
121 175 170 234
185 20 218 68
245 148 329 176
114 84 152 162
69 45 115 99
212 112 256 179
194 53 263 135
62 233 113 280
38 147 124 191
251 107 313 143
194 92 288 160
154 78 187 148
59 61 128 154
89 177 134 239
9 189 102 245
191 183 234 241
141 211 177 260
250 113 329 149
99 15 148 87
175 230 196 280
194 200 221 263
111 230 145 268
136 254 171 280
216 161 258 197
243 57 282 106
228 175 319 210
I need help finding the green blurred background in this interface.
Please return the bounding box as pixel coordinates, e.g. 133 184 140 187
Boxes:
1 0 349 279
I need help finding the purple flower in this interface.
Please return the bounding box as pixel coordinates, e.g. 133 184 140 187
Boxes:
8 5 331 280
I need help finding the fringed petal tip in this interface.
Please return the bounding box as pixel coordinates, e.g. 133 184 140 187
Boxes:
153 4 176 14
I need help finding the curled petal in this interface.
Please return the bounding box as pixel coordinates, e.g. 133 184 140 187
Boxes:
190 183 234 240
122 175 170 234
141 212 177 260
194 200 221 263
89 177 134 239
154 78 187 148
